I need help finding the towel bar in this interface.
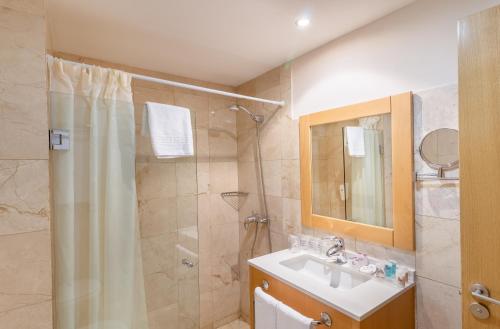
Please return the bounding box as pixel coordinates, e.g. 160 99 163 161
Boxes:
310 312 332 328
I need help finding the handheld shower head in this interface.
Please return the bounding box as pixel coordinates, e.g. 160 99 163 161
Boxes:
227 104 264 123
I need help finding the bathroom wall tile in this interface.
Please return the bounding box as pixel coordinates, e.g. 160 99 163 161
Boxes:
211 284 241 327
0 6 46 88
209 129 237 162
174 90 209 128
145 272 178 311
355 239 415 268
139 197 177 238
0 230 51 313
197 193 211 257
416 277 461 329
261 160 282 197
0 160 49 235
415 182 460 220
197 128 210 162
136 162 177 200
176 162 198 195
238 161 259 195
141 233 177 276
0 82 48 159
237 128 257 162
259 114 283 161
281 117 299 160
282 198 301 234
255 67 281 94
177 195 198 229
416 215 460 288
416 85 458 136
211 252 239 291
281 159 300 199
209 193 239 226
209 96 237 135
0 0 46 16
209 161 238 193
0 300 52 329
147 303 179 329
211 224 240 262
200 291 213 329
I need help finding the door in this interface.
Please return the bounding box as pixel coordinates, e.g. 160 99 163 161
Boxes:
459 5 500 329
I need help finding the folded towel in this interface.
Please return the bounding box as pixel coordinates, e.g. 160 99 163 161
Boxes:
255 287 279 329
142 102 194 158
276 303 313 329
345 126 365 157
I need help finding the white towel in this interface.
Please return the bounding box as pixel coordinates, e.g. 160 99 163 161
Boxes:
276 303 313 329
345 126 365 157
254 287 279 329
142 102 194 158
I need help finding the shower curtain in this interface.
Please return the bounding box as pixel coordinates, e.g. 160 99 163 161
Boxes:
48 57 149 329
350 118 385 227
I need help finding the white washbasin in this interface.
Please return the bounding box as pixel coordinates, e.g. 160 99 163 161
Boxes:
279 254 371 291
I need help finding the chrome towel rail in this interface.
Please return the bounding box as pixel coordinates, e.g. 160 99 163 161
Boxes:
311 312 332 328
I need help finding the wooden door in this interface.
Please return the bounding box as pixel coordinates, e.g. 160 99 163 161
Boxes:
459 5 500 329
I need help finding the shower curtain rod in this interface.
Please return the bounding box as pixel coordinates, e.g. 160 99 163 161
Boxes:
52 57 286 107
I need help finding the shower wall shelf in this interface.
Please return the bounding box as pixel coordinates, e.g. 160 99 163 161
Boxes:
220 191 248 211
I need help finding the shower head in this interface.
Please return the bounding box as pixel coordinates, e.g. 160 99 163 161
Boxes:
227 104 264 123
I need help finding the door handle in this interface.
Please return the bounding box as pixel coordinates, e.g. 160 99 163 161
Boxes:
471 283 500 306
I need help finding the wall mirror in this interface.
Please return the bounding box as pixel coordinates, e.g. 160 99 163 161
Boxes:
300 93 415 250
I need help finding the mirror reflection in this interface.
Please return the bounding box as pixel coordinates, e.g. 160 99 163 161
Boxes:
311 114 392 228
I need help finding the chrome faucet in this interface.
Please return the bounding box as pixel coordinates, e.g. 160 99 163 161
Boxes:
243 213 268 230
324 236 346 260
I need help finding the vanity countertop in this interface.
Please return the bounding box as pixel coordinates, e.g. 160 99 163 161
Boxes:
248 249 415 321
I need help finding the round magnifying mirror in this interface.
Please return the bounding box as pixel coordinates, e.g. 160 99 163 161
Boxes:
419 128 459 170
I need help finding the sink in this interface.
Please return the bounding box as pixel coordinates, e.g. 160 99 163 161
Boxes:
279 254 371 291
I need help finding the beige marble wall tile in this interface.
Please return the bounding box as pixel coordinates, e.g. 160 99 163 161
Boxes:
209 96 237 135
355 239 415 268
176 162 198 195
416 215 460 288
281 117 299 160
281 159 300 199
0 230 51 313
211 284 240 327
0 0 45 16
211 252 239 291
174 90 209 128
0 6 45 88
139 197 177 238
258 114 283 161
209 129 237 162
145 272 178 311
136 162 177 200
282 198 301 234
210 224 239 262
0 299 52 329
416 277 461 329
209 161 238 193
209 194 238 226
200 291 213 329
0 82 48 159
261 160 282 197
238 161 259 195
141 233 177 276
0 160 49 235
237 128 257 163
415 182 459 220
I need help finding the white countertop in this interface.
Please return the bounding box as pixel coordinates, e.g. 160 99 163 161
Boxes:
248 249 415 321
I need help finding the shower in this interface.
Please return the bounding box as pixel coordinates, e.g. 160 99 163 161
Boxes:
229 104 272 256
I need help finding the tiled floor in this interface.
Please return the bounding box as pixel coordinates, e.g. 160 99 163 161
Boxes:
216 319 250 329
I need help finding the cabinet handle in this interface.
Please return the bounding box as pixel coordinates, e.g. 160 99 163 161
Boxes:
262 280 270 291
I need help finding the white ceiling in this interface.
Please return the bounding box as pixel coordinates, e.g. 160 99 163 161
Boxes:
47 0 415 86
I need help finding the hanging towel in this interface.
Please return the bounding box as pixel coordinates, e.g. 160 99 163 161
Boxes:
255 287 279 329
345 126 365 157
276 302 313 329
142 102 194 158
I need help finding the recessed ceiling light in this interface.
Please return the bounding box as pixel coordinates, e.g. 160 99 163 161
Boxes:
295 17 311 29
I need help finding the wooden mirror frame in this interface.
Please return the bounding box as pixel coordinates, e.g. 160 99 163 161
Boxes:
299 92 414 251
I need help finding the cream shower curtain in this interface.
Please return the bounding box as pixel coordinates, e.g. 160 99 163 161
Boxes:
48 57 149 329
350 118 385 227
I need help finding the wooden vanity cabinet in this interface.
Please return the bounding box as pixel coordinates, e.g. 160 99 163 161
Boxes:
249 266 414 329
